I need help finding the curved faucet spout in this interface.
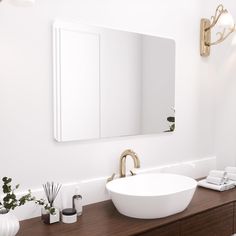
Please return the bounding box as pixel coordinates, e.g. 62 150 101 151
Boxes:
119 149 140 177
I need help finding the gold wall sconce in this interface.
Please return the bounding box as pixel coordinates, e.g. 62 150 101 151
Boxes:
200 4 235 57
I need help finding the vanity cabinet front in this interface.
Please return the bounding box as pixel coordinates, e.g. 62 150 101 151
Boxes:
233 202 236 233
137 222 180 236
138 204 234 236
180 203 234 236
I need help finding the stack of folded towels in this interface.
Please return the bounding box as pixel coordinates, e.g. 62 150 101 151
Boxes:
225 167 236 183
198 167 236 191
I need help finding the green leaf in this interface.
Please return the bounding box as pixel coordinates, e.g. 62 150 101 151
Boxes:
2 177 7 182
3 195 11 202
49 207 56 215
1 176 34 211
2 185 11 194
170 124 175 131
3 178 12 185
167 116 175 122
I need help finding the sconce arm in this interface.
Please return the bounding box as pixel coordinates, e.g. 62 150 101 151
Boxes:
200 4 235 57
206 25 236 46
205 4 227 32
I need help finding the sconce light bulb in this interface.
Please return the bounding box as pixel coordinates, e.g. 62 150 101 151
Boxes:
218 11 235 28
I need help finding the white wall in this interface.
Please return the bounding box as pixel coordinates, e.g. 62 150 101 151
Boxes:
1 0 232 214
202 1 236 168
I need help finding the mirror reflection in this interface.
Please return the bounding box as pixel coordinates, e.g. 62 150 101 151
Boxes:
53 21 175 142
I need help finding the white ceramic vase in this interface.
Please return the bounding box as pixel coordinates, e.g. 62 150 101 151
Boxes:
0 212 20 236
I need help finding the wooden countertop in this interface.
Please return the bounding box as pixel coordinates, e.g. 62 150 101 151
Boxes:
17 186 236 236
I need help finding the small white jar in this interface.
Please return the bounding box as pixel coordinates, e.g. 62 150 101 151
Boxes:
61 208 77 224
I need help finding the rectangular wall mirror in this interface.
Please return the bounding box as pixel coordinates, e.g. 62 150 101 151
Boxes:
53 20 175 142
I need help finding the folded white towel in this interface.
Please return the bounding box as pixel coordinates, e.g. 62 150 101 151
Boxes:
225 167 236 174
198 179 235 192
209 170 226 178
227 173 236 181
206 176 228 185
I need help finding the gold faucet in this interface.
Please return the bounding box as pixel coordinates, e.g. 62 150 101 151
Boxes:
107 149 141 182
119 149 140 177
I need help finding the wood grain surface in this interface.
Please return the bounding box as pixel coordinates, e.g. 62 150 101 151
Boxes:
17 186 236 236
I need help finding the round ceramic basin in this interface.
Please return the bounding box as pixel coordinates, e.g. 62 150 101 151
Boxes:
106 173 197 219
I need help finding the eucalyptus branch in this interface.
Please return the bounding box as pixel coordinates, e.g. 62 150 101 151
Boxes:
0 177 35 212
0 177 58 216
35 199 56 215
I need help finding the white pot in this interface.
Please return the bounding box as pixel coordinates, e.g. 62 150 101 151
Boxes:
0 212 20 236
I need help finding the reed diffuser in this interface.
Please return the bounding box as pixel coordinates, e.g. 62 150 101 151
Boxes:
40 182 61 224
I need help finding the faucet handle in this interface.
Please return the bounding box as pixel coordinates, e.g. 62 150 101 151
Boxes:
130 170 137 176
129 171 138 176
107 173 116 183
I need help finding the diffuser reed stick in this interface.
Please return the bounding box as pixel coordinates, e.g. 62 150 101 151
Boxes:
42 182 61 207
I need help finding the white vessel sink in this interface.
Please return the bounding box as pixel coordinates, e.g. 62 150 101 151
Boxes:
106 173 197 219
